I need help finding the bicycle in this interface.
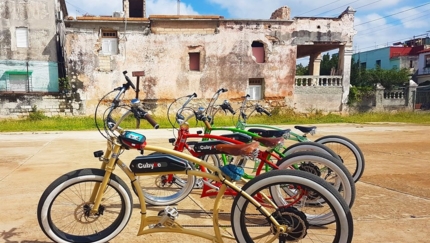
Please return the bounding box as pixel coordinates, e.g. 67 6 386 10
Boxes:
233 94 365 182
161 91 356 221
37 71 354 242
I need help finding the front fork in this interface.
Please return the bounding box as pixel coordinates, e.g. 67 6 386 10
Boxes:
89 139 120 214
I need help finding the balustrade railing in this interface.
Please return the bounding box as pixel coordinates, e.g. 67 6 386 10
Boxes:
295 75 343 87
383 89 405 99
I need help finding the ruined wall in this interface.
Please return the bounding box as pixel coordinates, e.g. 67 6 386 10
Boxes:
61 7 355 116
270 6 290 20
0 0 62 117
0 0 58 61
0 93 77 119
294 86 343 112
64 18 297 115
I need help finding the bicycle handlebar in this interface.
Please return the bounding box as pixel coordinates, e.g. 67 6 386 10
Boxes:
256 104 272 116
111 71 159 130
122 71 136 91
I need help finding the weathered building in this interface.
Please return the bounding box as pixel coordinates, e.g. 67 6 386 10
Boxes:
63 2 356 115
0 0 68 117
0 0 356 118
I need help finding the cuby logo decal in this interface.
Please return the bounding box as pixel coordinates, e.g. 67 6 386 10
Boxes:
197 145 214 150
137 162 166 169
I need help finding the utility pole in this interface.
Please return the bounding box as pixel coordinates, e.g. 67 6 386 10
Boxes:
177 0 180 15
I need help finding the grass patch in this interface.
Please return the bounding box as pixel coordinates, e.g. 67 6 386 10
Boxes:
1 110 430 132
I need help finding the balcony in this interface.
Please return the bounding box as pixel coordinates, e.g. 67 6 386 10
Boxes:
295 75 343 87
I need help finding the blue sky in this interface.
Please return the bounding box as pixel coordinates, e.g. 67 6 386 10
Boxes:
65 0 430 63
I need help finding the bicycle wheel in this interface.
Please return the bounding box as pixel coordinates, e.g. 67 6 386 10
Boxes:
275 151 355 225
315 135 365 182
231 170 353 243
173 154 221 189
131 151 197 206
37 169 133 243
282 141 341 161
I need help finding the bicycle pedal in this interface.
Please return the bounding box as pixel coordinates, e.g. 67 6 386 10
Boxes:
156 206 179 227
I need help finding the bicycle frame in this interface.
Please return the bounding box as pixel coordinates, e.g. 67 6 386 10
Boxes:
236 121 310 143
91 131 284 242
171 120 286 197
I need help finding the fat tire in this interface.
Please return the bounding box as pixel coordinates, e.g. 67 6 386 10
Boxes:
315 135 365 182
37 168 133 243
231 170 353 243
275 151 356 225
283 141 341 160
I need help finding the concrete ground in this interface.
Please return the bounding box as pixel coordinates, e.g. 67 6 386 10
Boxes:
1 123 430 243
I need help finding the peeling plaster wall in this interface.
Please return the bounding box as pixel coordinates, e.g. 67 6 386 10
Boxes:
0 0 58 61
64 8 356 116
0 0 63 117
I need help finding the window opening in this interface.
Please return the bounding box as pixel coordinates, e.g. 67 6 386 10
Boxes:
376 60 381 67
189 53 200 71
247 78 263 100
251 41 265 63
101 30 118 55
425 55 430 68
16 27 28 48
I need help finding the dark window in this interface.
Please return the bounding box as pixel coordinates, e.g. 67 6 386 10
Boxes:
360 62 366 70
376 60 381 67
410 60 413 68
129 0 144 17
251 41 265 63
189 53 200 71
426 55 430 68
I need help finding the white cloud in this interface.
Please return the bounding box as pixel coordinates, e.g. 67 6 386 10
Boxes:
390 7 430 29
66 0 198 17
147 0 199 15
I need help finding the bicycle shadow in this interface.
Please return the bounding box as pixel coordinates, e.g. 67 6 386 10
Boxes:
0 228 51 243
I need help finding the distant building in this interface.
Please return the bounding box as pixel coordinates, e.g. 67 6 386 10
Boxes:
416 48 430 84
0 0 67 93
352 37 430 80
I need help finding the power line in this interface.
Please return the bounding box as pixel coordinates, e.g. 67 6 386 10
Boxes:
315 0 359 17
355 32 429 53
353 0 382 10
296 0 340 16
355 1 430 27
65 0 89 16
356 7 430 36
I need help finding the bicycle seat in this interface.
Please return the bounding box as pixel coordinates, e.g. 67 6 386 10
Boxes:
215 141 259 156
221 133 253 143
253 136 284 148
247 128 291 138
294 126 316 134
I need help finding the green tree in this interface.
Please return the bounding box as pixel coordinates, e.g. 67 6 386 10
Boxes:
320 53 339 75
350 58 409 89
296 63 309 75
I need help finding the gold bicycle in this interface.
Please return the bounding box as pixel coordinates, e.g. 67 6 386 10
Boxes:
36 71 353 242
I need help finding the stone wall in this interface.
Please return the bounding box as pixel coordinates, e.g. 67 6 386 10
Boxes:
0 92 79 119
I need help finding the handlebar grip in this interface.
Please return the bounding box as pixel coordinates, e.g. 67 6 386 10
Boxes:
227 106 236 115
262 109 271 116
144 113 159 129
187 93 197 98
123 71 136 90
